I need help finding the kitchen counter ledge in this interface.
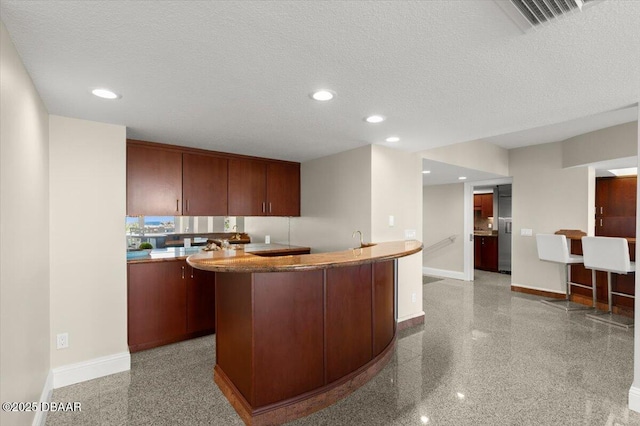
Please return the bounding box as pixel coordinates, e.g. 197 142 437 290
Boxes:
187 240 422 273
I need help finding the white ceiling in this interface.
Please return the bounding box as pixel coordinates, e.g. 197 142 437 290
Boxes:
1 1 639 162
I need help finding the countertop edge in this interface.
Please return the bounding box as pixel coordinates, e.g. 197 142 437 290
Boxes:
186 241 423 273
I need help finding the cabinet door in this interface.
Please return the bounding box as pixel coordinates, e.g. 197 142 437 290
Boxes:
127 144 183 216
128 261 187 351
267 162 300 216
186 266 216 334
473 195 482 210
474 238 482 269
483 237 499 272
182 153 228 216
228 159 267 216
481 194 493 217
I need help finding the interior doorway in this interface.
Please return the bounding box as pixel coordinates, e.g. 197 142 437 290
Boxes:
463 177 513 281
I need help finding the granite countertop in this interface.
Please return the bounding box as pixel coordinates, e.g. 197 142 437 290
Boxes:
127 243 310 264
186 240 423 273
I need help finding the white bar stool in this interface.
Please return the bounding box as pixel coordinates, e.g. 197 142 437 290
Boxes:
581 236 635 329
536 234 592 311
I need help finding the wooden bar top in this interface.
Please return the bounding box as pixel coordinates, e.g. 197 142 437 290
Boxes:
187 240 423 273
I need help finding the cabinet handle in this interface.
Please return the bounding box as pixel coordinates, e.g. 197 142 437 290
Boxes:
600 206 603 214
176 199 180 212
262 202 266 213
186 199 190 212
600 218 603 227
190 266 194 279
181 266 185 279
269 202 272 213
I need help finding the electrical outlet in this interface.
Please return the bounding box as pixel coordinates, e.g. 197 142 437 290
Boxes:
404 229 417 240
411 292 416 303
56 333 69 349
521 228 533 237
265 235 270 244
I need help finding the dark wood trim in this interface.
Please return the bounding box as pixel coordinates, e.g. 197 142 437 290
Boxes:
510 285 564 299
397 314 425 331
214 338 396 426
127 138 300 166
129 329 214 353
569 294 634 318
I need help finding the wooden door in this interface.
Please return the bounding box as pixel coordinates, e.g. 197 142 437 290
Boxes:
228 159 267 216
267 162 300 216
127 144 183 216
186 265 216 334
182 153 228 216
128 261 187 351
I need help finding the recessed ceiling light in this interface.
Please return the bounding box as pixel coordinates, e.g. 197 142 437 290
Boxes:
365 115 385 124
422 170 431 174
92 88 120 99
310 90 335 101
458 176 467 180
385 136 400 143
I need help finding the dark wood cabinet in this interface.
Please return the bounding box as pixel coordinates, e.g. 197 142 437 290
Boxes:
474 235 498 272
128 261 187 351
186 265 216 334
267 162 301 216
128 260 215 352
127 140 301 217
182 153 228 216
473 194 493 218
229 158 301 217
228 159 268 216
127 144 183 216
595 176 636 237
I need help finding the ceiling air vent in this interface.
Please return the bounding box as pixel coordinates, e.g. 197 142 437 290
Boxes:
496 0 600 31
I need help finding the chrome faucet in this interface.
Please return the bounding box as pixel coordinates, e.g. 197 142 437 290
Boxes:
352 230 363 247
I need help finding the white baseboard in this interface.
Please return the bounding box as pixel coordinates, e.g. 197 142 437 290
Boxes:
32 370 53 426
511 282 564 295
629 384 640 413
422 267 465 281
53 351 130 389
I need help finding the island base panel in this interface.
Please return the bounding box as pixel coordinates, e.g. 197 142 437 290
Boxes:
214 338 396 426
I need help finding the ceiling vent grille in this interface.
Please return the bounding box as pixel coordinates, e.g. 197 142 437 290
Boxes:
509 0 593 27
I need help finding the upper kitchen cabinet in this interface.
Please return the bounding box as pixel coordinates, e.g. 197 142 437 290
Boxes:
267 162 300 216
127 144 183 216
228 159 301 216
182 153 228 216
473 194 493 218
228 159 268 216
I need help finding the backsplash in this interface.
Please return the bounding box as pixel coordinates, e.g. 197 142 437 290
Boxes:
474 213 494 231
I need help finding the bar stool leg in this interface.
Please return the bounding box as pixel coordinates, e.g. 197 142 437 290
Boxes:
586 270 634 329
591 270 597 308
541 263 591 311
607 271 613 313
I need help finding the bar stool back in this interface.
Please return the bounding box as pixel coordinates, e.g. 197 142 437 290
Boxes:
581 236 635 328
535 234 591 311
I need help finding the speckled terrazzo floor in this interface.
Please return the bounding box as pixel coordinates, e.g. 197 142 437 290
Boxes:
46 270 640 425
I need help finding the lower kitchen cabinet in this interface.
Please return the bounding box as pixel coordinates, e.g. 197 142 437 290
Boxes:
474 235 498 272
128 260 215 352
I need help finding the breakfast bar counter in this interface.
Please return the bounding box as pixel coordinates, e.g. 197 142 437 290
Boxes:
187 240 422 425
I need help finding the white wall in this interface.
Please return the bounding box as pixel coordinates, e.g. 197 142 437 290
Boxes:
509 141 592 293
0 20 51 426
49 116 129 376
420 139 510 176
563 121 638 168
371 145 423 323
422 183 465 274
629 116 640 413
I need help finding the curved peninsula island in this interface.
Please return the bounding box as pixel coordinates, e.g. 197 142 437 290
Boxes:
187 240 422 425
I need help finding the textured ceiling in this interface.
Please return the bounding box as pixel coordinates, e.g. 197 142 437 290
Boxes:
1 1 639 162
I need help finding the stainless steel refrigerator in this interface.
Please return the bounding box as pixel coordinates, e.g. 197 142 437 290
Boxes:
498 184 512 273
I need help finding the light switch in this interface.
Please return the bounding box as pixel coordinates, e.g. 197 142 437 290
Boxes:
389 215 395 227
